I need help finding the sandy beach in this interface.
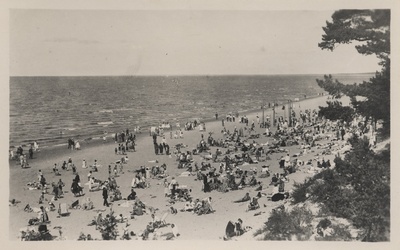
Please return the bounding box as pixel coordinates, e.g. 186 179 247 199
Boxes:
9 95 349 240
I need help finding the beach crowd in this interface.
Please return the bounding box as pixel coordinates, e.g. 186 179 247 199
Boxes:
9 97 378 241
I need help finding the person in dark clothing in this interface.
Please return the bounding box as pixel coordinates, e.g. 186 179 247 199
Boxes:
154 143 159 155
29 146 33 159
203 174 210 193
71 179 82 196
127 189 137 200
17 145 23 156
40 175 47 188
159 143 164 154
341 127 345 140
74 173 80 183
152 133 157 144
225 221 235 239
102 187 109 207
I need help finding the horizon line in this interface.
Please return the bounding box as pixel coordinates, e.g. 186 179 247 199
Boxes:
10 72 376 78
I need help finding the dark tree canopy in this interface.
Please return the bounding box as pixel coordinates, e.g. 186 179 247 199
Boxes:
318 100 355 123
319 9 390 64
317 9 390 135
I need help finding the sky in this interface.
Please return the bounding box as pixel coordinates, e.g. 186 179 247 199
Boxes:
9 9 381 76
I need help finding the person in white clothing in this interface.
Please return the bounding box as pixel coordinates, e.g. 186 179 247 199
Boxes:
33 141 39 151
89 177 99 191
284 153 291 168
82 159 87 169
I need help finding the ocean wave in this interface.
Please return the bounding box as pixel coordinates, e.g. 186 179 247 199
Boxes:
97 121 114 125
99 109 114 113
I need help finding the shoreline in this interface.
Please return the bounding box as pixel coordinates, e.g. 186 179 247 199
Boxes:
9 94 327 152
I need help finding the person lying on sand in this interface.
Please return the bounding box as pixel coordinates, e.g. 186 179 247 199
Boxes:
161 224 180 240
233 192 251 203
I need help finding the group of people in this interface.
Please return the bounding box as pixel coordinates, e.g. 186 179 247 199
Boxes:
224 218 247 240
152 134 171 155
67 138 80 150
180 196 214 215
11 143 38 167
13 99 381 241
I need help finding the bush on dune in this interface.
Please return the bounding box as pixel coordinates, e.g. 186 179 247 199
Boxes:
288 137 390 241
255 206 313 241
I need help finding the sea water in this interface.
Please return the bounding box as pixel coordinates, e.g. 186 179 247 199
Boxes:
9 73 374 148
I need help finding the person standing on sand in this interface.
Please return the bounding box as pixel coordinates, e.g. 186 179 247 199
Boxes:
203 173 210 193
284 153 291 168
152 133 157 144
87 171 92 181
215 113 218 120
341 127 346 141
39 206 49 223
29 146 33 159
154 143 159 155
38 170 43 182
19 154 24 168
102 186 109 207
165 143 170 155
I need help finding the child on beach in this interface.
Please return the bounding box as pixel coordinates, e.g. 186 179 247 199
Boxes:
33 141 39 151
38 191 46 204
113 165 118 176
87 171 92 181
92 160 98 172
53 164 60 176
